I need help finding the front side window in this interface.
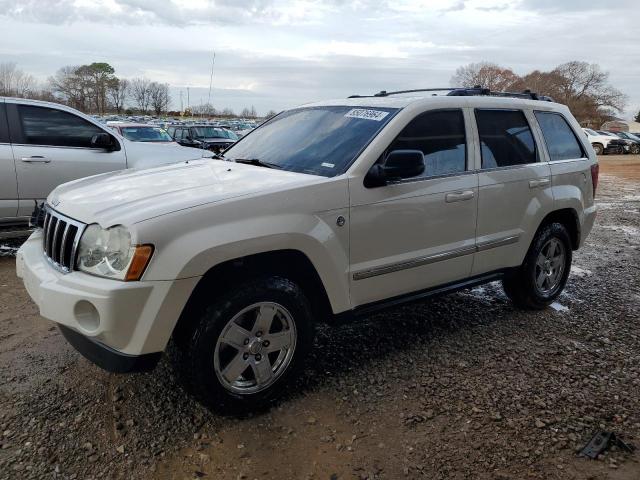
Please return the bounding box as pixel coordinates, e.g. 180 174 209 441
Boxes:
384 109 466 178
476 109 537 168
534 112 584 161
223 106 399 177
18 105 105 148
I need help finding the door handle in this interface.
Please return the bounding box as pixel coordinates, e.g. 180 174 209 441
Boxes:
445 190 475 203
529 178 550 189
21 156 51 163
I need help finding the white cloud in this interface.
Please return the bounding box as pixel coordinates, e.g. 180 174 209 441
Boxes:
0 0 638 117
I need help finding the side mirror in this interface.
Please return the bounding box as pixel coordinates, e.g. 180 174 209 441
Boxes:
90 133 115 151
364 150 425 188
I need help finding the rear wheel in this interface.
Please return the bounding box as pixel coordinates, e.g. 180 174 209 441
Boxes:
169 276 315 411
502 223 572 310
631 144 640 155
592 143 604 155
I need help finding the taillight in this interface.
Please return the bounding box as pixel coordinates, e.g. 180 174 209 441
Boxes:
590 163 599 197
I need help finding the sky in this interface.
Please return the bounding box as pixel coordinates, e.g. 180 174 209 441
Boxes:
0 0 638 118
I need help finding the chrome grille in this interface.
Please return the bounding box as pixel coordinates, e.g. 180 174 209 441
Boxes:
42 207 85 273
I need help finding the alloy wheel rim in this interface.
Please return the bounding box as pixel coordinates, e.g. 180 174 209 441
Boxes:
534 238 566 296
213 302 297 394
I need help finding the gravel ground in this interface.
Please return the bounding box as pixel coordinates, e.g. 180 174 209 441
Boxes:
1 157 639 479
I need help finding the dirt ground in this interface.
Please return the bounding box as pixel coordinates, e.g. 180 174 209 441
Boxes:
1 155 639 480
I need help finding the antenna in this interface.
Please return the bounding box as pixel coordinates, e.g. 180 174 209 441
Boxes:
207 51 216 117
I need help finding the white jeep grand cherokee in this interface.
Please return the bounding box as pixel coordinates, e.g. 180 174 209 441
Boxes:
16 88 598 410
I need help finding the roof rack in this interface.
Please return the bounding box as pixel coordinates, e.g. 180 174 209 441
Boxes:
348 86 555 102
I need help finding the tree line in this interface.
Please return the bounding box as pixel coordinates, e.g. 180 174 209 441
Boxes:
0 62 265 118
451 61 629 127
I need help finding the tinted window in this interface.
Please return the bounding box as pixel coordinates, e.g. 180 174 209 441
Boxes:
476 110 537 168
18 105 105 148
166 126 176 137
386 109 466 178
535 112 584 161
224 106 398 177
0 104 8 143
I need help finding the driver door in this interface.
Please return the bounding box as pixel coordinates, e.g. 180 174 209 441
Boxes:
349 108 478 307
7 101 126 216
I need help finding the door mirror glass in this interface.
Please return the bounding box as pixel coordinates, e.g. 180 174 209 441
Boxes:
364 150 425 188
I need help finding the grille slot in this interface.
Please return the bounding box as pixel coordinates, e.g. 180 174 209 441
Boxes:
42 208 85 273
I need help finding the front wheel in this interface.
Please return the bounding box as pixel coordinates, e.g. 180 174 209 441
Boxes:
169 276 315 411
631 144 640 155
502 223 572 310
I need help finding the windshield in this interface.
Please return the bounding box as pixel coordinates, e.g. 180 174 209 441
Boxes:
223 106 399 177
121 127 173 142
193 127 238 140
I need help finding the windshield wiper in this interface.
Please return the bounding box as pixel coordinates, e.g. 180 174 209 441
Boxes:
234 158 282 169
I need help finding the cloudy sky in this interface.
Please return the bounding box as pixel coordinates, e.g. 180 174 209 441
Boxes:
0 0 638 117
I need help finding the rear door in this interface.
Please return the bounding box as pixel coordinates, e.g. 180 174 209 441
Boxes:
471 108 553 275
7 101 127 216
0 100 18 221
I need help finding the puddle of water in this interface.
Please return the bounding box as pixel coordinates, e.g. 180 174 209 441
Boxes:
549 302 569 313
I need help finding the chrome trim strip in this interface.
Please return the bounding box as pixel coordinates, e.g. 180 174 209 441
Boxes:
353 245 476 281
476 234 520 252
352 234 521 280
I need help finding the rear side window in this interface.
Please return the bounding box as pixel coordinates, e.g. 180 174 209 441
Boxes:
18 105 105 148
386 109 466 178
476 109 537 168
535 112 585 161
0 104 8 143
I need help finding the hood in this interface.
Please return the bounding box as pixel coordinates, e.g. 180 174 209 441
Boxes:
47 159 321 226
123 139 213 169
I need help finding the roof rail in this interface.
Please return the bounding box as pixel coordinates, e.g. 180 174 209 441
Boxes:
348 86 555 102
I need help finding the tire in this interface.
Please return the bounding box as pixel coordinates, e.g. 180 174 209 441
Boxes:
502 223 572 310
168 276 315 412
631 144 640 155
592 143 604 155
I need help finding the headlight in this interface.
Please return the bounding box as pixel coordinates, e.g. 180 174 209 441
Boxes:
77 224 153 281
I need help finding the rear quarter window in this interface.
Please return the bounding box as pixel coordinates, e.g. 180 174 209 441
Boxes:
534 112 585 161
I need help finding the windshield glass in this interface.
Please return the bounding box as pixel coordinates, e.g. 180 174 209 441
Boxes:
193 127 237 140
121 127 173 142
223 106 399 177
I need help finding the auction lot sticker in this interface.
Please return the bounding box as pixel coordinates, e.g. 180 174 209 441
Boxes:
345 109 390 121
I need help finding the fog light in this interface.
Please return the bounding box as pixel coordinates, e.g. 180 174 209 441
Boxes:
74 300 100 331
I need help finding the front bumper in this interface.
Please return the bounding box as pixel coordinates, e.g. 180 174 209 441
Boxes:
16 231 200 366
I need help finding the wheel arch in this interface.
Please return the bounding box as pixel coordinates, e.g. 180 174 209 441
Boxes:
536 208 581 250
171 249 333 345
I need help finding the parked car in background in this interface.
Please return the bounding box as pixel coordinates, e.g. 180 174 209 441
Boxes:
597 131 633 154
167 125 238 153
582 128 625 155
609 131 640 154
17 88 598 410
108 123 178 145
0 97 214 226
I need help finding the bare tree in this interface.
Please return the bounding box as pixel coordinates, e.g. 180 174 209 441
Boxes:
130 77 152 114
149 82 171 116
49 65 94 111
107 78 128 114
450 62 520 91
264 109 278 119
0 62 37 97
635 110 640 123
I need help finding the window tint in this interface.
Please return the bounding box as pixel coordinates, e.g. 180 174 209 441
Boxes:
18 105 105 148
386 109 466 178
476 109 537 168
535 112 584 161
0 104 9 143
